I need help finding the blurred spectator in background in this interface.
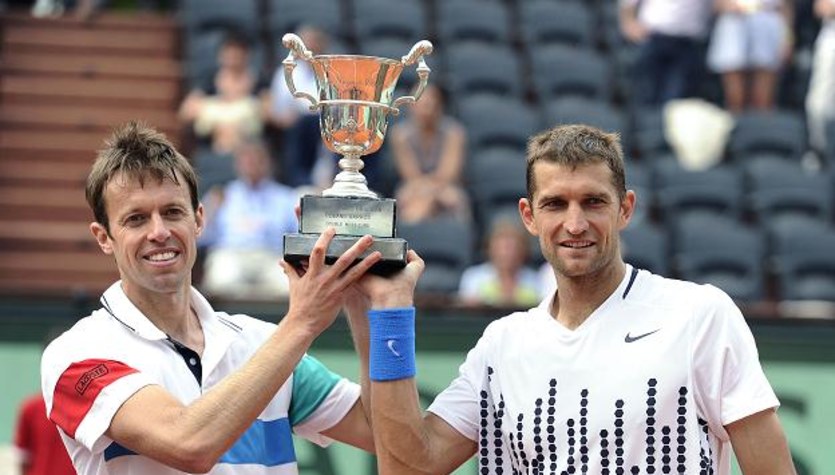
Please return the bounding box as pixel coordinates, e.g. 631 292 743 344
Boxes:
268 25 332 189
458 216 541 308
14 394 76 475
180 32 267 155
707 0 794 114
619 0 714 107
198 138 298 299
14 328 75 475
805 0 835 156
179 31 270 192
390 84 470 224
189 63 264 154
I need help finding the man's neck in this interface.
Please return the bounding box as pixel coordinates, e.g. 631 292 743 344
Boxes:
551 261 626 331
123 284 203 353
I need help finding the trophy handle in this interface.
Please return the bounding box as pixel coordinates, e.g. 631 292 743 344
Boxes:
282 33 319 111
391 40 433 114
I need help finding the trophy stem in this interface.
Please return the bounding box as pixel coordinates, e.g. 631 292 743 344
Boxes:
322 154 377 198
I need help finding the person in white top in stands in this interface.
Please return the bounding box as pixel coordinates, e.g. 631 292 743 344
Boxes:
707 0 794 114
619 0 714 106
346 124 796 474
806 0 835 158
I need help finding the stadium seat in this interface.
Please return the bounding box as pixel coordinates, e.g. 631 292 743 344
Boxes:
597 0 627 52
352 0 428 43
768 215 835 301
544 96 627 137
630 106 672 161
625 160 652 224
744 157 833 225
457 95 542 156
181 0 258 37
652 160 744 224
727 110 807 162
671 213 766 302
193 145 236 195
621 221 670 276
465 151 527 232
528 44 611 102
267 0 345 41
436 0 511 45
398 216 474 295
821 119 835 167
519 0 594 48
442 42 525 102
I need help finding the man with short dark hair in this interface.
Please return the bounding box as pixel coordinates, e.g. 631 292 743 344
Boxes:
41 121 380 474
349 124 796 474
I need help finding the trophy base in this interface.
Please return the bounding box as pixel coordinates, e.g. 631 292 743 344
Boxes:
283 233 408 276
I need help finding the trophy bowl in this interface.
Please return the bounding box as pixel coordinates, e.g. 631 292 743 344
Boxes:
281 33 433 274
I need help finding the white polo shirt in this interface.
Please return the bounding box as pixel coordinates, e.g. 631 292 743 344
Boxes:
428 266 778 474
41 282 360 474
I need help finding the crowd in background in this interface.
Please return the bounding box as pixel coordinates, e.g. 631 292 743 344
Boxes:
145 0 835 306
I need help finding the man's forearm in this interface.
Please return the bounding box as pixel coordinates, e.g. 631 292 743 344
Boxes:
346 309 373 426
372 380 437 474
109 316 318 470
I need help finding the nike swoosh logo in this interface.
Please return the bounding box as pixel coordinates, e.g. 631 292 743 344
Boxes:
387 339 401 357
624 329 660 343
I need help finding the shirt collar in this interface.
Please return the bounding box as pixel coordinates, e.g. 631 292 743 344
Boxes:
99 281 233 342
534 264 636 316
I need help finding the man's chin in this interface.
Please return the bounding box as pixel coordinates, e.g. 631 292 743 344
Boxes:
553 258 600 279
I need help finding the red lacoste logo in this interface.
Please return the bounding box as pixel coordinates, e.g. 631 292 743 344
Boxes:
75 364 110 395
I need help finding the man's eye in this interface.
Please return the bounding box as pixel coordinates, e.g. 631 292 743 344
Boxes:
125 215 145 226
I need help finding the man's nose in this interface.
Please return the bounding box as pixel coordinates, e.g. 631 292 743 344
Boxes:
564 204 589 235
147 214 171 242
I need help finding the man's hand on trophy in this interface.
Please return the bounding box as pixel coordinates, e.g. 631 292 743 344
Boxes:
353 250 425 310
280 227 382 337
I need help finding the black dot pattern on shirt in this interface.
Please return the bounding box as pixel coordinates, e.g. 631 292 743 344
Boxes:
677 387 688 473
548 379 558 472
580 389 589 473
614 399 624 471
600 428 610 475
698 418 715 475
646 378 658 473
477 367 709 474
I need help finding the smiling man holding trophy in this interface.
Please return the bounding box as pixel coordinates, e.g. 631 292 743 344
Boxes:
281 33 433 274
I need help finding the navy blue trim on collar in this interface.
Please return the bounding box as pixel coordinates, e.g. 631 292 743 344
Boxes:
622 267 639 299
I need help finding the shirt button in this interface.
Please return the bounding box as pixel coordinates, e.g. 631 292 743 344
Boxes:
189 358 197 366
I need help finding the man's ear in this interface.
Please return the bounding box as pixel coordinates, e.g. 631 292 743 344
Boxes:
195 203 205 237
519 197 538 236
619 190 636 230
90 222 113 255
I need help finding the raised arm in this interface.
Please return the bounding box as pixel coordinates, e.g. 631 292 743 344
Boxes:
350 251 477 474
105 229 381 472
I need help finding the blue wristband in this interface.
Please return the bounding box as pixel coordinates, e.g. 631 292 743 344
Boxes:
368 307 416 381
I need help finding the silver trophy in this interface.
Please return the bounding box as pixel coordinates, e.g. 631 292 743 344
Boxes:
281 33 433 273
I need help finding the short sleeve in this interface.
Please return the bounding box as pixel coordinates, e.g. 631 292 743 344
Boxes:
690 286 779 439
426 324 495 442
41 340 155 453
290 354 360 447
